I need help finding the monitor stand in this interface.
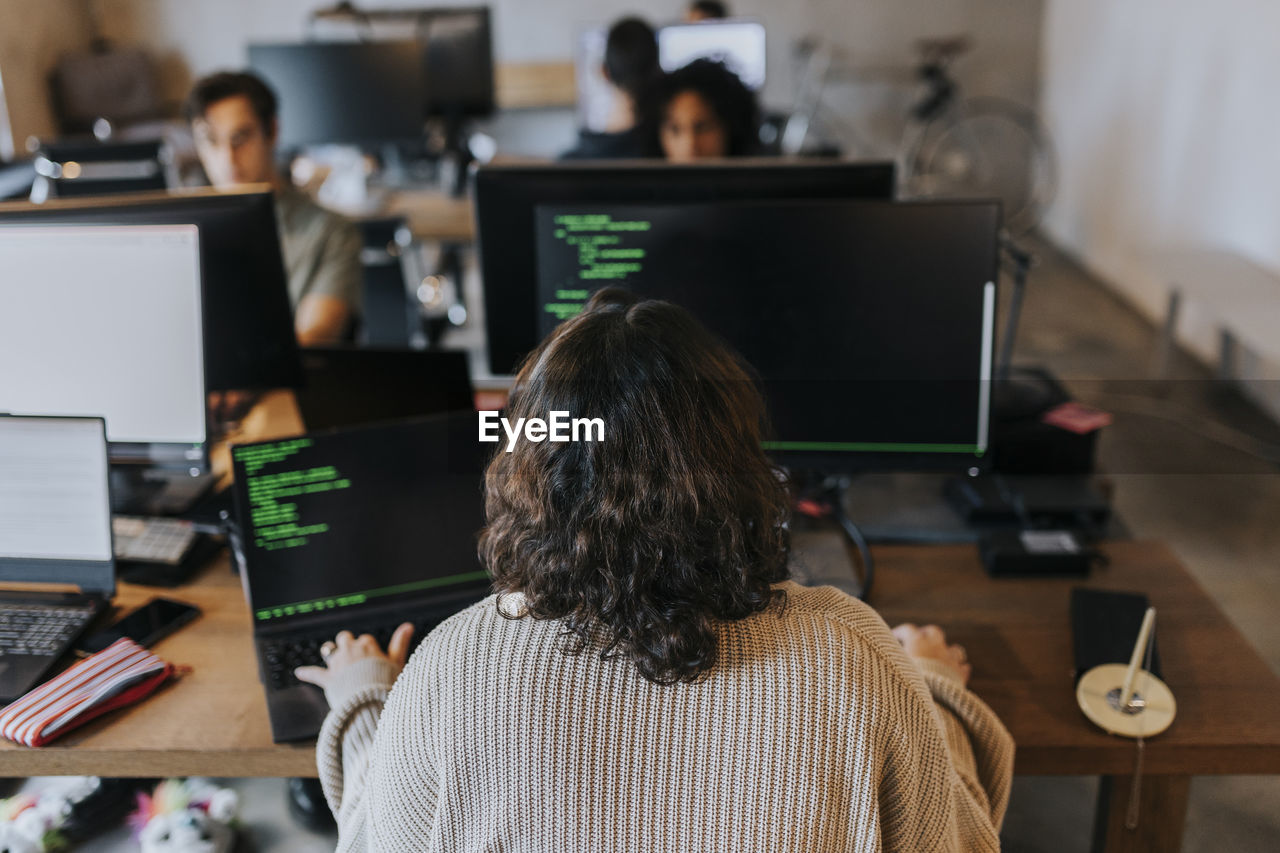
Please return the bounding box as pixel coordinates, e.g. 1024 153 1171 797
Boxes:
109 466 215 517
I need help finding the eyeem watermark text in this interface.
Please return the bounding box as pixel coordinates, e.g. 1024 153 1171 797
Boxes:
479 411 605 452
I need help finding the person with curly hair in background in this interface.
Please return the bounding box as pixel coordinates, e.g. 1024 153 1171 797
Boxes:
297 288 1014 851
652 57 761 160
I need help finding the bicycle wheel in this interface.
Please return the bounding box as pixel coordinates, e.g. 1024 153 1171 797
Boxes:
905 96 1056 236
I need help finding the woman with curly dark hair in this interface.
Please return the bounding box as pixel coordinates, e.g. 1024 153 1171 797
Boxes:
651 58 761 160
298 289 1014 852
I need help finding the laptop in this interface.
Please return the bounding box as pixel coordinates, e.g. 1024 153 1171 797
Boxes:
230 412 492 742
0 416 115 703
294 347 474 433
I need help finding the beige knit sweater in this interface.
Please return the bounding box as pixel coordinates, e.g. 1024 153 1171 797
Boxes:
317 581 1014 851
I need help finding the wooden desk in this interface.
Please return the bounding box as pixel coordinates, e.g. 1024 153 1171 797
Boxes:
871 542 1280 852
382 191 474 243
4 539 1278 851
0 557 315 777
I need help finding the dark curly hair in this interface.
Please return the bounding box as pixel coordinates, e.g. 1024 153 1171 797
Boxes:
651 58 760 156
184 71 278 135
479 288 791 684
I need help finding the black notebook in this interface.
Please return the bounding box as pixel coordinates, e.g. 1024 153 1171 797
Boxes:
1070 587 1162 682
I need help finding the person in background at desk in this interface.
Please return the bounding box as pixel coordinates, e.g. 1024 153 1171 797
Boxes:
652 58 761 161
184 71 362 347
296 288 1014 851
562 17 661 160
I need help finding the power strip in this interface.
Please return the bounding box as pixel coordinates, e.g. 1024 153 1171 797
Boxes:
979 529 1095 577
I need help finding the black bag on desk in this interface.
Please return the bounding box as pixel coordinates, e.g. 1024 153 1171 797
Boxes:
1070 587 1162 682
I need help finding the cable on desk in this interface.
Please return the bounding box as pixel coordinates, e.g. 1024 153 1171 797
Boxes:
832 500 874 601
992 472 1032 528
794 474 875 601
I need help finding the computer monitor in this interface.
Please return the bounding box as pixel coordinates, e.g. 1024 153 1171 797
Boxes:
0 224 206 467
0 416 114 595
0 189 303 393
417 7 495 118
474 160 897 374
576 18 766 131
249 42 428 149
230 412 490 624
294 347 474 432
306 6 495 120
658 19 766 90
529 199 999 471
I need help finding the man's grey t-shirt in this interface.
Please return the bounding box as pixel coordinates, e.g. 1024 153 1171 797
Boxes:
274 186 363 315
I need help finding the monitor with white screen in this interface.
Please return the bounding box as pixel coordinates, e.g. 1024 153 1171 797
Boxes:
0 190 303 394
574 25 617 133
658 19 766 90
0 416 113 594
577 19 767 130
249 42 428 149
0 225 206 467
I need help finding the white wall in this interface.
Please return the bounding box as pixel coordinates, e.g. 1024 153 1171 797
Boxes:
0 0 94 150
1040 0 1280 404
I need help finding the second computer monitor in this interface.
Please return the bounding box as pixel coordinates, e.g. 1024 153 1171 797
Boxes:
575 18 765 132
475 160 896 375
529 200 999 471
0 224 206 467
251 10 494 148
658 19 767 90
419 7 495 118
0 189 303 393
250 41 428 149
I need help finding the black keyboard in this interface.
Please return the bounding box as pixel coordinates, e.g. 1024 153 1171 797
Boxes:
0 602 96 657
261 619 433 690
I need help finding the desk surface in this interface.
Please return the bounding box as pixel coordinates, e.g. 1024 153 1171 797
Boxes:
383 190 473 243
0 559 316 777
874 542 1280 776
4 540 1279 779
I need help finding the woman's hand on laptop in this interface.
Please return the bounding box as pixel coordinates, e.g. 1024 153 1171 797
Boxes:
295 622 415 689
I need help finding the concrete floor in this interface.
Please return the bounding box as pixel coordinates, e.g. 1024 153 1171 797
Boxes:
996 238 1280 852
28 236 1280 850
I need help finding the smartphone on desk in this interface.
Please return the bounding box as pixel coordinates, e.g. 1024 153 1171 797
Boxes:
78 597 201 654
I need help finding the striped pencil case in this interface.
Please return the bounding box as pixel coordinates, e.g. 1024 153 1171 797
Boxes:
0 638 174 747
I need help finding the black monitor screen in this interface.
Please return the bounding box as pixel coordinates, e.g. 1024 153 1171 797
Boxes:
0 190 302 393
474 161 897 375
231 414 490 624
250 42 427 148
295 347 474 432
531 200 999 470
421 7 495 117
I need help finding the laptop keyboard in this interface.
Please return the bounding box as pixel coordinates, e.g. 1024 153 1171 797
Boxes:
261 619 434 690
113 516 198 565
0 603 96 657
